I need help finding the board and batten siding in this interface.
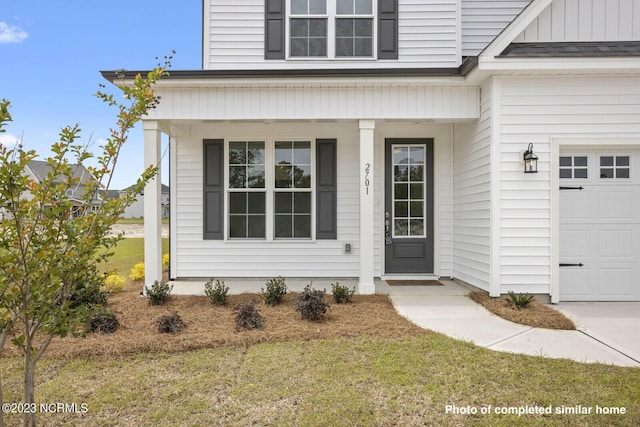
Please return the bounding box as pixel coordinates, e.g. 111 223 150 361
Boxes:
515 0 640 42
452 79 492 291
461 0 532 56
145 84 480 122
497 75 640 294
204 0 460 69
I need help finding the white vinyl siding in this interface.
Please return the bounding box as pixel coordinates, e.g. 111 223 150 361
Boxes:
205 0 460 69
452 79 492 291
171 121 455 279
461 0 531 56
516 0 640 42
497 75 640 295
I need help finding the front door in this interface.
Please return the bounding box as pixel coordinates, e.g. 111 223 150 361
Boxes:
384 138 434 274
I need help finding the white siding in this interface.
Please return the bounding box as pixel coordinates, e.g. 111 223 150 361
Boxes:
461 0 532 56
205 0 460 69
173 122 361 278
497 76 640 295
171 121 455 279
452 79 492 290
516 0 640 42
147 84 479 122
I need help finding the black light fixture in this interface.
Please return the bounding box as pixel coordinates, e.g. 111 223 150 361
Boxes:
523 143 538 173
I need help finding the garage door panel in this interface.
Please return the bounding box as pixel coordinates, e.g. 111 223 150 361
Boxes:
597 229 634 259
596 268 634 298
560 191 590 220
597 191 634 220
560 267 592 298
559 228 591 258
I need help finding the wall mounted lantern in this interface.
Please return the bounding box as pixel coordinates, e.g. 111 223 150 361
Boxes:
523 143 538 173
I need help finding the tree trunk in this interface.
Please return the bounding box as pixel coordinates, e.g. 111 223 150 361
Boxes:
23 351 36 427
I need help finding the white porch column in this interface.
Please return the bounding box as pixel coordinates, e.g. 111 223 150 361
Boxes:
143 121 163 290
359 120 376 294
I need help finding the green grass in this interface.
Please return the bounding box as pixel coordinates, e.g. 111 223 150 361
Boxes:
0 336 638 426
100 238 169 275
116 218 169 224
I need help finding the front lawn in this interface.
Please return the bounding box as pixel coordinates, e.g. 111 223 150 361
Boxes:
99 237 169 275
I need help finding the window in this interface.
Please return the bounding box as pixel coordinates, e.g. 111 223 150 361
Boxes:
290 0 327 57
228 141 266 238
392 145 425 237
227 140 313 240
559 156 588 179
289 0 373 58
599 155 630 179
336 0 373 57
275 141 312 238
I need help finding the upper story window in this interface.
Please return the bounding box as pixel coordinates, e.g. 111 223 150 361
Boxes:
289 0 374 58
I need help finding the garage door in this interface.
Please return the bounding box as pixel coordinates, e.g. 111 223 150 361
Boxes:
559 148 640 301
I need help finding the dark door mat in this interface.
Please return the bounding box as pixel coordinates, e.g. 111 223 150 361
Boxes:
386 280 443 286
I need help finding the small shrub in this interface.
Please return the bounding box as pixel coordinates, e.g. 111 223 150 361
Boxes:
234 301 263 331
295 284 330 322
331 282 355 304
162 254 170 266
102 273 126 293
156 312 185 334
204 278 229 305
262 276 287 306
129 262 145 281
506 291 535 310
145 280 173 306
89 310 120 334
70 274 108 309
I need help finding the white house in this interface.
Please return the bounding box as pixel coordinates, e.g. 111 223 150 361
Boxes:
102 0 640 302
120 183 170 219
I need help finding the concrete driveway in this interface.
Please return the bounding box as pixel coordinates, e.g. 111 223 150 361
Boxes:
556 302 640 365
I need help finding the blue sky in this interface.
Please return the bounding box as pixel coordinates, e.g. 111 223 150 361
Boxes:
1 1 202 188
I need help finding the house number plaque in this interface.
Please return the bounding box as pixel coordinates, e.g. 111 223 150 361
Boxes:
364 163 371 195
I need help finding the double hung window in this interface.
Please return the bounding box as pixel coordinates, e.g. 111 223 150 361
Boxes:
289 0 373 58
227 140 313 240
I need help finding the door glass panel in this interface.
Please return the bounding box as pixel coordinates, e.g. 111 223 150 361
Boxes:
392 145 426 237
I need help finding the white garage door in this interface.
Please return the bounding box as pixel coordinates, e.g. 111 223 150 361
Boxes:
560 148 640 301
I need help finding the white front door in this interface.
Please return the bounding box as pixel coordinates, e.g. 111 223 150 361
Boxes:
559 148 640 301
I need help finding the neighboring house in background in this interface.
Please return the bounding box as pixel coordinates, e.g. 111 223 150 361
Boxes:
120 184 170 219
102 0 640 302
24 160 100 217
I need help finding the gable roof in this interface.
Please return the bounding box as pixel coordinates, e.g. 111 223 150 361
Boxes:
27 160 94 185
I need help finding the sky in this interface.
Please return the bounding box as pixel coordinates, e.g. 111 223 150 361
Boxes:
0 1 202 189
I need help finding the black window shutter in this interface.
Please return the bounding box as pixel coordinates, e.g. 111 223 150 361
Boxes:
378 0 398 59
316 139 337 239
265 0 285 59
203 139 224 240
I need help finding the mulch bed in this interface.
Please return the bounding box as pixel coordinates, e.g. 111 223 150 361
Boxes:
6 282 431 359
469 291 576 330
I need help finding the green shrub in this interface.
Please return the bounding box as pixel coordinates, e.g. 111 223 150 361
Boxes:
234 301 263 331
156 312 185 334
295 284 330 322
89 310 120 334
261 276 287 306
204 278 229 306
331 282 356 304
145 280 173 306
70 272 108 309
506 291 535 310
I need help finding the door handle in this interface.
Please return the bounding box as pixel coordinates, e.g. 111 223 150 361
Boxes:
385 212 392 245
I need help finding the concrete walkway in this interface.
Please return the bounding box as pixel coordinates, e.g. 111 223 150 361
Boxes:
383 279 640 368
170 277 639 367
